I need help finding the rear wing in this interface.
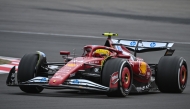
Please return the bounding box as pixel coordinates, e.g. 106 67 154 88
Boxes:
111 39 175 56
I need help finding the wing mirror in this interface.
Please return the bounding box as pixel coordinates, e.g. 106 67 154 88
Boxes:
60 51 70 55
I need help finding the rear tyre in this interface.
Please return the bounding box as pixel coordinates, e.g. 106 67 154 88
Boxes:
17 53 45 93
102 58 133 97
156 56 188 93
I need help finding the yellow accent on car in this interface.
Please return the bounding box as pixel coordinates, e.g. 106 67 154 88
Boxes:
66 63 76 67
101 56 110 66
139 62 147 75
102 32 118 36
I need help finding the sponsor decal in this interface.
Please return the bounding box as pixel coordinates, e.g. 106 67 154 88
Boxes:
87 61 99 64
139 62 147 76
72 79 79 84
71 60 84 63
28 77 49 83
115 45 122 51
40 77 47 82
137 58 144 61
110 72 119 88
130 41 136 46
66 63 76 67
150 42 156 47
112 74 118 81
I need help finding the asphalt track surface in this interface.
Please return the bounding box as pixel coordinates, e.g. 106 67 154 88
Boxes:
0 0 190 109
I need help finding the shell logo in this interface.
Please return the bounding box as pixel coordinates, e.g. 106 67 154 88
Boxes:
139 62 147 76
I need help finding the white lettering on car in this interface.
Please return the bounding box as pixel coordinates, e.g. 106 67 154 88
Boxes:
112 74 118 81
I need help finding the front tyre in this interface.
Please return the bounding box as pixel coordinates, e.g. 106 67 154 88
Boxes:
17 53 45 93
156 56 188 93
102 58 133 97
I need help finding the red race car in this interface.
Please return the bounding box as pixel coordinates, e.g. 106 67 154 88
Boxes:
6 33 188 97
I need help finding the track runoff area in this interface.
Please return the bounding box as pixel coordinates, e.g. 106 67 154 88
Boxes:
0 56 19 74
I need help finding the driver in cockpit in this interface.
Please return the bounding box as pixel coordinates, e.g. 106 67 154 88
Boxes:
92 49 111 58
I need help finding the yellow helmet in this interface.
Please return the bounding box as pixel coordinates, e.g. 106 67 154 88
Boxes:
93 49 110 57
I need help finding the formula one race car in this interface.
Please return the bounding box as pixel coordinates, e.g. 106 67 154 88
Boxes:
6 33 188 97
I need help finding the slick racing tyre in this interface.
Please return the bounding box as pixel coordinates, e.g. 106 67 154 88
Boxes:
156 56 188 93
17 53 47 93
102 58 133 97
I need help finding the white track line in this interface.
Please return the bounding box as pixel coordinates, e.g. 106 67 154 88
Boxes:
0 72 7 74
0 64 18 69
11 62 19 64
0 30 103 39
0 30 190 44
0 70 8 73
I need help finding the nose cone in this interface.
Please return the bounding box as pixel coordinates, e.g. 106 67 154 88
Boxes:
49 75 68 86
49 78 62 86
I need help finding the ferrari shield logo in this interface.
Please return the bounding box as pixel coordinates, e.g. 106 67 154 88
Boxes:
139 62 147 76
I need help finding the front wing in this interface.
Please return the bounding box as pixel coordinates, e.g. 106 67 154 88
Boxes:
6 67 109 92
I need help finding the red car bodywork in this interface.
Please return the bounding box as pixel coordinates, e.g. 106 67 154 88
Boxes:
49 38 151 87
8 33 187 96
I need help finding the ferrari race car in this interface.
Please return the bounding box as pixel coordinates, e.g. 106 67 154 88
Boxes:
6 33 188 97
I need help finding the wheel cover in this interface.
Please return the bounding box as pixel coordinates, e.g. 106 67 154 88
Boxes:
121 67 131 89
179 65 187 89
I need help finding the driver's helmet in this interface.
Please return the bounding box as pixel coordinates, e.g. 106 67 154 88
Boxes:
92 49 110 57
